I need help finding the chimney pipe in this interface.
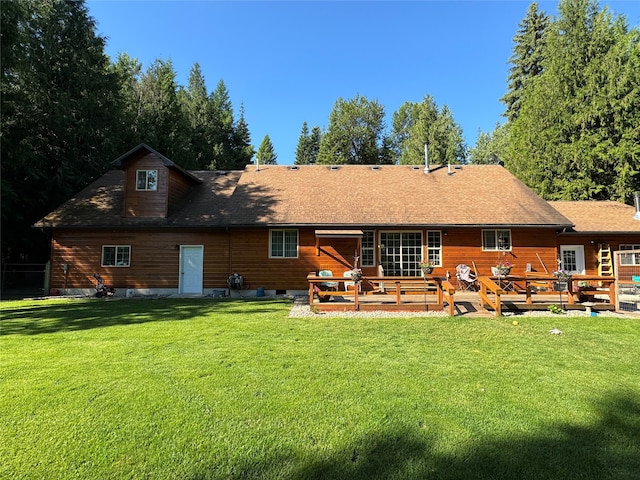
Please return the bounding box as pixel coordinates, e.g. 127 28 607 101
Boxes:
634 192 640 221
423 142 430 174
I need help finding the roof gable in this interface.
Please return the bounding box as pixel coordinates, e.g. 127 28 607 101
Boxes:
112 143 201 185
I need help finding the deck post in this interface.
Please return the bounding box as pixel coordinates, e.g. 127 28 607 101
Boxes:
354 283 359 311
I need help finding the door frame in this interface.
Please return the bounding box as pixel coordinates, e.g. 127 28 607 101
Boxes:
179 245 204 294
559 244 586 275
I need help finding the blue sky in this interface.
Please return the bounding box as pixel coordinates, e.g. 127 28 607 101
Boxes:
87 1 640 165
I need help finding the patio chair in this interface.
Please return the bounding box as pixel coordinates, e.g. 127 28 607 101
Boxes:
318 270 339 291
456 264 478 291
343 271 361 292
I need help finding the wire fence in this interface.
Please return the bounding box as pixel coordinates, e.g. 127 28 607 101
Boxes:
615 250 640 314
0 263 48 298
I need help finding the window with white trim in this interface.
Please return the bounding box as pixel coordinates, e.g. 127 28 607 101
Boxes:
620 244 640 265
482 229 512 251
361 231 375 267
102 245 131 267
136 170 158 191
270 229 298 258
426 231 442 266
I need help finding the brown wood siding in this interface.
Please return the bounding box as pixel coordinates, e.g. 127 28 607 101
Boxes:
49 226 570 292
556 233 640 275
49 229 231 290
167 169 193 214
123 153 168 218
444 228 559 276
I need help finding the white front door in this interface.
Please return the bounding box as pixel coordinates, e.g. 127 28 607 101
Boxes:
179 245 204 294
559 245 585 275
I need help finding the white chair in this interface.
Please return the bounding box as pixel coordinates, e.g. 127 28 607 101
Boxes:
343 271 361 292
456 264 478 291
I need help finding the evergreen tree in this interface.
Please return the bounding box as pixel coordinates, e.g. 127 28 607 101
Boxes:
391 95 466 165
137 59 190 165
110 53 143 150
501 3 549 122
256 135 277 165
508 0 639 202
317 95 386 165
208 79 236 169
308 126 322 165
1 0 121 259
295 122 311 165
180 62 213 169
230 104 255 170
469 124 510 165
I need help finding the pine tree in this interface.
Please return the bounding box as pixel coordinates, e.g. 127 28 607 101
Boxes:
1 0 121 258
181 62 212 169
256 135 277 165
508 0 640 202
308 126 322 165
295 122 311 165
501 3 549 122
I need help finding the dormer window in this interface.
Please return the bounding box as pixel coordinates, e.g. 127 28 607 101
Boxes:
136 170 158 191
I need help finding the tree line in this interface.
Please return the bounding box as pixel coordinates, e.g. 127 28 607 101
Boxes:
1 0 638 261
470 0 639 203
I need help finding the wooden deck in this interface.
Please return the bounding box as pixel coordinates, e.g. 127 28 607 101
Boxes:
307 273 618 316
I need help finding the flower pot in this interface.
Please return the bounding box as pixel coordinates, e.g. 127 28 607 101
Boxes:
350 273 363 283
497 267 511 276
421 266 434 275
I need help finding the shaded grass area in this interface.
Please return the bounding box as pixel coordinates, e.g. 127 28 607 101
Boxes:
1 298 639 479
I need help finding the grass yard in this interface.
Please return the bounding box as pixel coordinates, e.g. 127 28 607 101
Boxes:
1 297 639 480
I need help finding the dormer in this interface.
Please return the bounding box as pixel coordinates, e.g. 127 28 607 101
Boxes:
112 144 201 218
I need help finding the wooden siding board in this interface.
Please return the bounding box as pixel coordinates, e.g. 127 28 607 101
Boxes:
49 226 580 292
124 153 169 218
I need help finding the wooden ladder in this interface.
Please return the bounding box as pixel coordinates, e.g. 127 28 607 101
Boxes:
598 243 613 276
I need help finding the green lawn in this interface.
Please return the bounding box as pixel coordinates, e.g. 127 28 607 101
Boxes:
1 297 639 480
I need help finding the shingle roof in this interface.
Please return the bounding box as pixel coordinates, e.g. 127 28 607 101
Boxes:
548 200 640 233
224 164 572 228
35 163 573 229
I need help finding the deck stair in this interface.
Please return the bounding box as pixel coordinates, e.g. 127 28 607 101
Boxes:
598 243 613 277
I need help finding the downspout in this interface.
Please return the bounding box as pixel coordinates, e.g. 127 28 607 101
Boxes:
634 192 640 221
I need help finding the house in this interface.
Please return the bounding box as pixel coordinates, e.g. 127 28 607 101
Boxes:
550 200 640 278
34 144 636 297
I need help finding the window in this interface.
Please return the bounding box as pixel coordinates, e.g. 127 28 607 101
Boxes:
620 244 640 265
560 245 585 274
270 229 298 258
379 231 422 276
102 246 130 267
482 230 512 251
426 231 442 266
136 170 158 191
361 231 375 267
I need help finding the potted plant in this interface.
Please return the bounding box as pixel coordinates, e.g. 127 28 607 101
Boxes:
420 260 434 275
350 268 363 283
494 261 512 276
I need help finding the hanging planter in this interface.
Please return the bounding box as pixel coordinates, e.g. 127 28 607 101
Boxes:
420 261 434 275
350 269 363 283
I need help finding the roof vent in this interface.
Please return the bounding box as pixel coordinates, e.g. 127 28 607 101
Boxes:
289 165 298 171
371 165 380 171
411 165 420 171
634 192 640 221
330 165 339 171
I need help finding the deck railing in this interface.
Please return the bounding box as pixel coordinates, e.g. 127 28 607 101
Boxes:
307 274 456 314
478 274 616 317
